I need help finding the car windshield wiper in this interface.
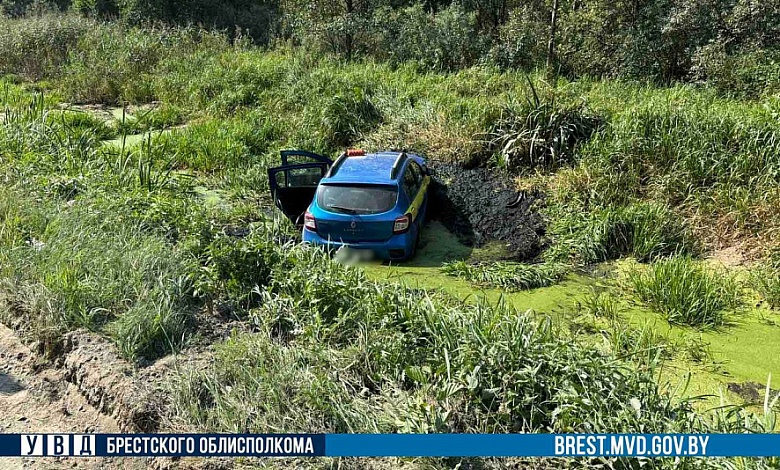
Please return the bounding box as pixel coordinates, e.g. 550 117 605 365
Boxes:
328 205 360 214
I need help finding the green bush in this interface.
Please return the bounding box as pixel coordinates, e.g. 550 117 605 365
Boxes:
372 3 487 72
486 6 548 70
120 0 278 44
629 256 741 328
693 44 780 98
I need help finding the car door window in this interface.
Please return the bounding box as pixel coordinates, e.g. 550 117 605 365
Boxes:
288 166 324 187
275 165 325 188
404 162 423 199
403 167 418 199
280 150 332 166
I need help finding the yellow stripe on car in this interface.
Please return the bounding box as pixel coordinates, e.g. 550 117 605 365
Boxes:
406 175 430 221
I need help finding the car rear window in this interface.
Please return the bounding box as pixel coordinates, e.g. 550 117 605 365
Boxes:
317 184 398 215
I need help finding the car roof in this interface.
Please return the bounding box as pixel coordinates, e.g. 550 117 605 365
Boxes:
322 151 424 185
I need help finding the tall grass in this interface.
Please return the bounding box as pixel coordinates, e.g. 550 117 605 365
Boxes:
0 19 778 455
555 96 780 240
485 81 603 171
441 260 568 291
114 104 185 134
546 202 696 265
752 267 780 310
750 248 780 309
2 202 198 359
2 17 778 248
629 257 741 328
0 14 92 80
171 244 698 435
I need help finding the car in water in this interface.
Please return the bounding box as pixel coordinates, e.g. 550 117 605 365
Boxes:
268 148 431 260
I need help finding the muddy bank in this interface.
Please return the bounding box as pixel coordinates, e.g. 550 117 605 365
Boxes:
0 324 144 469
61 330 168 433
429 163 546 260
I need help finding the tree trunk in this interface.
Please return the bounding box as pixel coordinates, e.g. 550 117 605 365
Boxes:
546 0 559 76
345 0 354 60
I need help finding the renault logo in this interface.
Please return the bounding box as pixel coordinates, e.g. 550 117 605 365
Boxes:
350 221 356 229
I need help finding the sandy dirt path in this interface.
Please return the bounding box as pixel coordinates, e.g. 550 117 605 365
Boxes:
0 323 148 469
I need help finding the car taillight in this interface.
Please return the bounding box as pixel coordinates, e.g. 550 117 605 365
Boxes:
304 211 317 231
393 214 411 234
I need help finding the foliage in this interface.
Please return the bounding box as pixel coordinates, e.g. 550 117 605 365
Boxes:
372 3 487 72
629 256 741 328
579 288 621 320
0 22 779 459
193 230 280 312
4 0 780 91
2 202 197 358
751 248 780 309
441 260 568 291
693 45 780 98
485 82 602 171
318 87 382 148
62 23 229 103
171 245 700 436
114 103 184 134
547 203 696 265
0 13 91 80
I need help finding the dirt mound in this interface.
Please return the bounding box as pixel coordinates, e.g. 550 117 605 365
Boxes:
61 330 166 432
0 324 141 469
429 163 546 260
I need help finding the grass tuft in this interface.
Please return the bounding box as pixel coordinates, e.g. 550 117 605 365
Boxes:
629 257 741 328
547 202 696 265
441 260 568 291
485 81 602 171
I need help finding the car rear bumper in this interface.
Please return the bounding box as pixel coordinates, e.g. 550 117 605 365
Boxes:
302 228 414 260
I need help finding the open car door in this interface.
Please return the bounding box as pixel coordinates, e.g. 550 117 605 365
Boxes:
268 150 333 225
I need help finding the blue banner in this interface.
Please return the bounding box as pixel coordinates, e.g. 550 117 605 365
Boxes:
326 434 780 457
0 433 778 458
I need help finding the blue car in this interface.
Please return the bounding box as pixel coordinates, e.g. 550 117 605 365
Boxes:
268 149 431 260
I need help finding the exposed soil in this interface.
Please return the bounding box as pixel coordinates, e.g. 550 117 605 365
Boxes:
429 163 546 260
60 330 168 433
0 321 226 469
0 324 141 469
